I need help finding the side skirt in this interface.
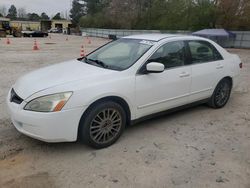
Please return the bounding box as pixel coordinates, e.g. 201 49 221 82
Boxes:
130 98 210 125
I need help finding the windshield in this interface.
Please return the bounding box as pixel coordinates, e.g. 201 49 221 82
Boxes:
83 38 153 71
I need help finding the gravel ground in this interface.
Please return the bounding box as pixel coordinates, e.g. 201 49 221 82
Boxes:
0 34 249 188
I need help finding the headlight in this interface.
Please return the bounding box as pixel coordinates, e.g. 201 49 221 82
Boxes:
24 92 72 112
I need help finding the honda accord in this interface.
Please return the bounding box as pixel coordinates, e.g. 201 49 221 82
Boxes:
7 34 242 148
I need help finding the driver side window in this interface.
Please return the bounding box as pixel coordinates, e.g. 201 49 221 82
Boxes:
148 41 186 69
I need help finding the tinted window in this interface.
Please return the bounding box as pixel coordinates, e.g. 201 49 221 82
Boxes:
188 41 223 64
148 41 186 69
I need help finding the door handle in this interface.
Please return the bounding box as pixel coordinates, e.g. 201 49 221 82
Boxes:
216 64 224 69
179 72 190 78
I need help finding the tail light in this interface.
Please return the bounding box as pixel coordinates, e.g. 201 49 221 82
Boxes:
239 62 243 69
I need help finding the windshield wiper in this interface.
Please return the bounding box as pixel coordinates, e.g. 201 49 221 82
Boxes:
85 57 108 68
83 57 121 71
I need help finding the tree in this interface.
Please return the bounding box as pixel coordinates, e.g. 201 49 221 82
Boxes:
85 0 108 15
17 7 27 18
70 0 86 25
65 10 69 20
105 0 139 29
52 12 62 20
78 0 250 30
187 0 218 30
0 13 3 17
41 12 50 20
7 5 17 19
27 13 40 21
0 6 7 17
217 0 250 29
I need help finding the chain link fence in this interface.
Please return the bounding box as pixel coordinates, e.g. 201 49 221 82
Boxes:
81 28 250 49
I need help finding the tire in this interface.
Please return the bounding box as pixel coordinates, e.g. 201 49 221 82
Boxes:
79 101 126 149
208 78 232 108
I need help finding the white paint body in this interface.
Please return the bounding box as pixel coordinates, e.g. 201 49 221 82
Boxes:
7 34 241 142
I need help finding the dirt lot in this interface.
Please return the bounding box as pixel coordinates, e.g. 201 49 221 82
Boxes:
0 34 249 188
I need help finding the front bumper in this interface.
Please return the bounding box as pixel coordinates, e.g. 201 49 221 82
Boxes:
6 91 86 143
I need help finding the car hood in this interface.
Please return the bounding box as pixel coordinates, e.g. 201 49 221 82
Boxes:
14 59 116 99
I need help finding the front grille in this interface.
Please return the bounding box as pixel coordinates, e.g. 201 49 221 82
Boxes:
10 89 23 104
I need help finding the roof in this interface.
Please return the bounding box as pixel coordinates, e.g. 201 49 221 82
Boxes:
11 20 40 24
0 17 10 21
51 19 71 23
123 34 179 41
192 29 236 38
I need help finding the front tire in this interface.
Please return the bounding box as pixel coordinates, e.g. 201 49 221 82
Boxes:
208 78 232 108
79 101 126 149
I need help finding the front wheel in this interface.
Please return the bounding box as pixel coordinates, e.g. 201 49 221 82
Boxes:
79 101 126 149
208 79 232 108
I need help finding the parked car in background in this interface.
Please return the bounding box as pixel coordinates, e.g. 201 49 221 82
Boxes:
7 34 242 149
22 30 48 37
48 28 62 33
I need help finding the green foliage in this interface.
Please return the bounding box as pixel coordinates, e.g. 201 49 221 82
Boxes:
77 0 250 30
70 0 86 25
7 5 17 19
53 13 63 20
41 12 50 20
190 0 217 30
27 13 40 21
85 0 106 15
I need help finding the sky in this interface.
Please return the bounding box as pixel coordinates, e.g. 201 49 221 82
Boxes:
0 0 72 17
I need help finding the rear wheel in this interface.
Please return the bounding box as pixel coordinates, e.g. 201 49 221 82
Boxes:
79 101 126 149
208 79 232 108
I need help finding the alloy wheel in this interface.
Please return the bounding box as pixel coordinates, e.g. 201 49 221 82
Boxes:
215 81 230 107
89 108 122 144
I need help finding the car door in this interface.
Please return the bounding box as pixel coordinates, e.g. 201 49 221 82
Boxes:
186 40 225 102
135 41 192 118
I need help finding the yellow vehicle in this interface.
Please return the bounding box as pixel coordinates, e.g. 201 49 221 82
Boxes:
0 17 11 37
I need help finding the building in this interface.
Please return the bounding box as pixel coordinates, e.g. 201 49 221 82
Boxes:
1 18 72 35
10 20 40 31
0 17 10 23
10 19 72 32
0 17 11 37
41 19 72 32
51 20 72 30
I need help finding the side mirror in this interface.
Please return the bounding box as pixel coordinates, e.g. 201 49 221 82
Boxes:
146 62 165 73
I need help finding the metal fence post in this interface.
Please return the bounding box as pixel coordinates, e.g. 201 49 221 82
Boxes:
240 32 244 48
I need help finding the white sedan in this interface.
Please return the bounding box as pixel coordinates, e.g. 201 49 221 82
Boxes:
7 34 242 148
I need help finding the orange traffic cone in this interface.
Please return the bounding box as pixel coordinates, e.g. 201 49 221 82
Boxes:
33 39 39 50
85 36 91 44
6 38 10 45
80 45 85 57
88 38 91 44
